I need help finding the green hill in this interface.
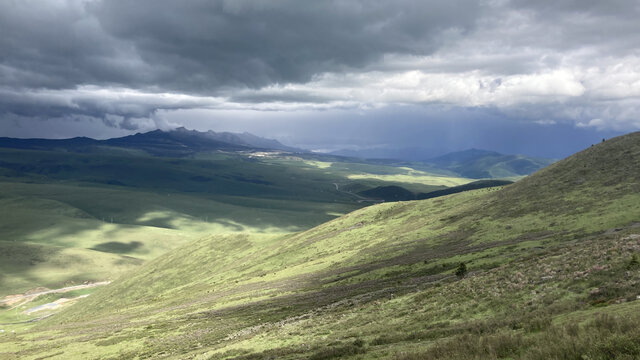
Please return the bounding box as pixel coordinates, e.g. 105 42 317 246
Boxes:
0 138 469 298
427 149 556 179
357 185 417 201
2 132 637 359
416 179 514 199
359 180 514 202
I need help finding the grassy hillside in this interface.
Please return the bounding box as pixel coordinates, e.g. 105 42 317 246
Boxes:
2 132 637 359
0 178 351 297
0 145 469 297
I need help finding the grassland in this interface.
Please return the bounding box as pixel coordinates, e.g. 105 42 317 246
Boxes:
0 146 469 299
1 132 638 359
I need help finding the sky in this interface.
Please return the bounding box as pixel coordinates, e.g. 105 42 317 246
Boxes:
1 0 639 158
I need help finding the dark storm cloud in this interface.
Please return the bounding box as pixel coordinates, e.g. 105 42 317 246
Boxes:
0 1 147 90
0 85 223 132
0 0 480 92
504 0 640 57
1 0 639 137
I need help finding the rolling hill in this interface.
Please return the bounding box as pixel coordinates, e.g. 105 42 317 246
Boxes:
426 148 556 179
358 180 514 202
0 127 301 156
2 132 638 359
0 130 471 297
330 147 555 179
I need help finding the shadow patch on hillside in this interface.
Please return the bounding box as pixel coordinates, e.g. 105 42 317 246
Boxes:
0 241 64 296
90 241 143 254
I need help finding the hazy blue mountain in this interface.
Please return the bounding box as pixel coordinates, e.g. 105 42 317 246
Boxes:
0 128 303 157
329 146 443 161
426 148 556 178
330 147 555 179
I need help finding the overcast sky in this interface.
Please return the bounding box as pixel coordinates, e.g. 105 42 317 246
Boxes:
1 0 639 157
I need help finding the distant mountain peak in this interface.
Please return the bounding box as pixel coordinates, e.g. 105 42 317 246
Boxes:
125 127 303 152
0 127 305 157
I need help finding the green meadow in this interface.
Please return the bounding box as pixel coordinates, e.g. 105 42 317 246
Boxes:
1 132 638 359
0 147 470 297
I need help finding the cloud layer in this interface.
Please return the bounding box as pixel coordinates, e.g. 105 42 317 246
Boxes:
1 0 639 134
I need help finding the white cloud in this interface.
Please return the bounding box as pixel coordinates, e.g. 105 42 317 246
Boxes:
225 53 640 131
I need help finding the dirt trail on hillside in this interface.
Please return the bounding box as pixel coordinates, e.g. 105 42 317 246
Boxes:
1 281 110 309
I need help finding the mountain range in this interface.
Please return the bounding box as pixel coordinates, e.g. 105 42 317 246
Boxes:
331 147 554 179
0 128 553 179
0 127 302 157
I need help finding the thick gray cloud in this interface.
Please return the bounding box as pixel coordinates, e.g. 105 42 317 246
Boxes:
0 0 639 140
0 0 480 91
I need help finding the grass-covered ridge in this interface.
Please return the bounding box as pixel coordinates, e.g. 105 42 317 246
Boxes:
2 132 639 359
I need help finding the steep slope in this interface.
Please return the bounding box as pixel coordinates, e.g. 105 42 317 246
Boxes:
3 132 640 359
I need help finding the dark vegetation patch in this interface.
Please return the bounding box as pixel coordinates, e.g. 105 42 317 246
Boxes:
358 180 513 202
416 179 513 200
358 185 416 201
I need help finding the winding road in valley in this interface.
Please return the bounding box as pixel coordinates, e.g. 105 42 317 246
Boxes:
333 182 384 204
